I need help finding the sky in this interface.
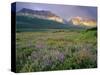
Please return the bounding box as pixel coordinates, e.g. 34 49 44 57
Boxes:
15 2 97 21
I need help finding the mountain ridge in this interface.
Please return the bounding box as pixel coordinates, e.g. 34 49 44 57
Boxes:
16 8 97 31
17 8 64 23
68 16 97 27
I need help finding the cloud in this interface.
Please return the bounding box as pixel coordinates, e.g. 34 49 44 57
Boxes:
16 2 97 20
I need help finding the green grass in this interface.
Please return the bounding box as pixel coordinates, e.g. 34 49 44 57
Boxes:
16 29 97 72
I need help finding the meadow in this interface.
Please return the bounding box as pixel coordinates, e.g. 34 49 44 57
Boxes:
16 29 97 72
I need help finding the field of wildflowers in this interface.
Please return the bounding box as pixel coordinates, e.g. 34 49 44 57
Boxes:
16 29 97 72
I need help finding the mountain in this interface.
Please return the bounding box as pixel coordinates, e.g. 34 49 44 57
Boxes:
16 15 87 32
16 8 93 32
68 16 97 27
17 8 64 23
16 15 81 30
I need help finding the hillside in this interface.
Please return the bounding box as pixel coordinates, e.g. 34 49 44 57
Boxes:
16 15 87 32
16 15 68 29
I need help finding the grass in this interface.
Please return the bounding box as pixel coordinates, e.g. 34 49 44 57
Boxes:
16 29 97 72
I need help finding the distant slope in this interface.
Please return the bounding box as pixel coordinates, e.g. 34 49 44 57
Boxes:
16 15 68 29
16 15 87 31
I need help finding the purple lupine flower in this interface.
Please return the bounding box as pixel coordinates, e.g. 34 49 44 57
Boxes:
58 53 65 62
